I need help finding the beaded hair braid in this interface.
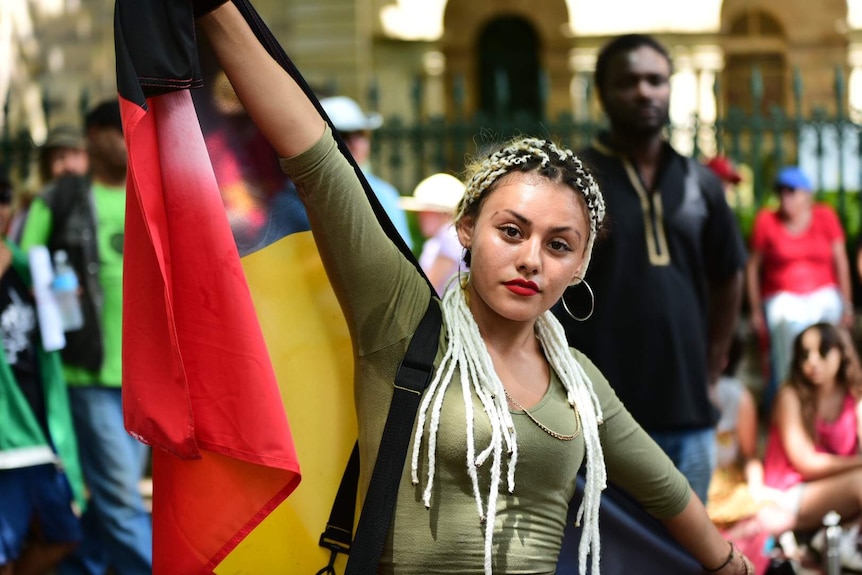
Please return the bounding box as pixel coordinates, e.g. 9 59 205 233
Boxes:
410 138 608 575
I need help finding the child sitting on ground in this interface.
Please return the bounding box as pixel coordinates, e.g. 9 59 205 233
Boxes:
759 322 862 571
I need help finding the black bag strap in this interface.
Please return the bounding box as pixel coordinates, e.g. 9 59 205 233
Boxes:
317 443 360 563
317 296 442 575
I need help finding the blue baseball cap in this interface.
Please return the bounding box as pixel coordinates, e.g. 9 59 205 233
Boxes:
774 166 812 192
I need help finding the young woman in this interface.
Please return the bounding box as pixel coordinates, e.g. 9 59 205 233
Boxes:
760 322 862 567
198 3 753 574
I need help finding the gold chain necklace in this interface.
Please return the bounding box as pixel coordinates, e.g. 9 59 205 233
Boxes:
503 389 581 441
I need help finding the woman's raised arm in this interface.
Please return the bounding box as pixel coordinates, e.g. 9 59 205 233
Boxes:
198 3 325 158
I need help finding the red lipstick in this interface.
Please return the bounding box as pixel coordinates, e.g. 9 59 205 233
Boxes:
503 279 539 296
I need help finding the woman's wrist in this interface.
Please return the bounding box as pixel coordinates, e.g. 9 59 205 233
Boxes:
731 550 754 575
701 541 753 575
722 546 753 575
701 541 734 572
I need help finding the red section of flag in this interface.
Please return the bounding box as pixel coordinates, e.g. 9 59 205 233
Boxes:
121 90 300 571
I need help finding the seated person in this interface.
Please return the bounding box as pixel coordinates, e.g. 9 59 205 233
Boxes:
706 334 793 572
759 322 862 570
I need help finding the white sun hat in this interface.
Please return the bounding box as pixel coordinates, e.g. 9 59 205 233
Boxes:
399 173 466 213
320 96 383 132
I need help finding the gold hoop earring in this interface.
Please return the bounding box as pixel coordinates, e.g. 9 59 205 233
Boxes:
561 278 594 322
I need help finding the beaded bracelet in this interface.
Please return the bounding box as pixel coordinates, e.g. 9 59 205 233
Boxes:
702 541 735 572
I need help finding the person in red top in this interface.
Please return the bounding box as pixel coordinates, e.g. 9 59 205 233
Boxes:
746 166 853 414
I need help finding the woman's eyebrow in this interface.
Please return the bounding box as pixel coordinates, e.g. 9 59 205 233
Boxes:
500 209 579 236
502 209 530 225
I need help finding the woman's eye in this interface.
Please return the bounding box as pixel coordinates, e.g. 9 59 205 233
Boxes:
549 240 571 252
500 225 520 238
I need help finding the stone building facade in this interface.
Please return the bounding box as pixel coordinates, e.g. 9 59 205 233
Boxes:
3 0 860 141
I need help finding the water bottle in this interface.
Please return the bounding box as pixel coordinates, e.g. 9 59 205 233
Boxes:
52 250 84 332
824 510 842 575
29 246 65 351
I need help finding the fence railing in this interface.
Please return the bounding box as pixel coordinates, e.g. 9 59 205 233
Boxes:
368 67 862 241
4 67 862 240
1 89 90 187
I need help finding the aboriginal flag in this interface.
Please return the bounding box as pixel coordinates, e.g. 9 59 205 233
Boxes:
114 0 416 572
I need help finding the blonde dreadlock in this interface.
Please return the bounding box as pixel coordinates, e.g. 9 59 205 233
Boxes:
410 137 608 575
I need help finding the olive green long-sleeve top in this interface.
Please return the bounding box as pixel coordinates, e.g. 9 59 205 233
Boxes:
280 126 690 574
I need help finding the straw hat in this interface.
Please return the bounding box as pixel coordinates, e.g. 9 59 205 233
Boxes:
399 173 465 213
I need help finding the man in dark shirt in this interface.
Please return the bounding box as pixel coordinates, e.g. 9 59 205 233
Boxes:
555 34 746 503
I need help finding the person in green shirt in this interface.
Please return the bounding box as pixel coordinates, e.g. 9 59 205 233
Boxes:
19 100 152 575
0 168 84 575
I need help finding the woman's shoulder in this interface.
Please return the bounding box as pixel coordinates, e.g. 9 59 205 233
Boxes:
753 206 779 225
566 346 612 394
775 384 800 401
749 209 780 242
811 202 843 226
772 385 803 418
812 202 839 215
568 345 597 370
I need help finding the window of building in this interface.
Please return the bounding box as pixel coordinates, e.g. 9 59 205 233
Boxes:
723 10 786 114
477 16 542 119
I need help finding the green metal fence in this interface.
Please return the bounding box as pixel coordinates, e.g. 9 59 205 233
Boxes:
0 90 89 188
4 68 862 240
368 67 862 242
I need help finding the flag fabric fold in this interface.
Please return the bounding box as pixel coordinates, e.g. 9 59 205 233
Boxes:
115 0 300 571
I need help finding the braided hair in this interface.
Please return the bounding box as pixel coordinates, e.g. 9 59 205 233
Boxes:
455 137 605 277
411 137 608 575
